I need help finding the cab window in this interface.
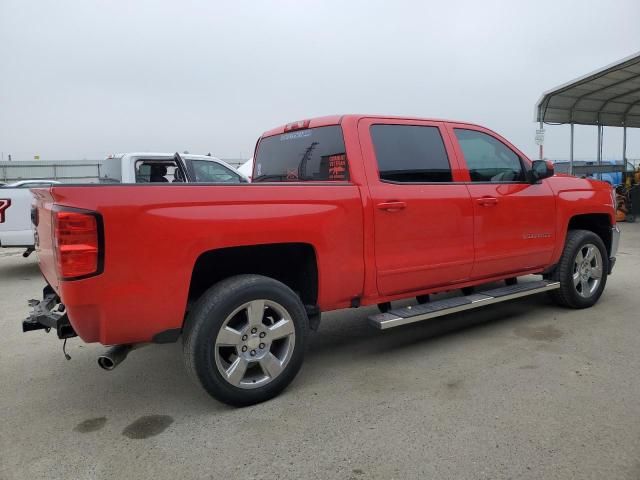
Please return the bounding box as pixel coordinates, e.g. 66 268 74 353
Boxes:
189 160 242 183
135 160 181 183
370 124 453 182
454 129 525 182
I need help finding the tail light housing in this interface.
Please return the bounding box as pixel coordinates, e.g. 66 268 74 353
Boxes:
53 207 104 280
0 199 10 223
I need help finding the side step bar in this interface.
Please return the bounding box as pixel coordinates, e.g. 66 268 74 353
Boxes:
368 280 560 330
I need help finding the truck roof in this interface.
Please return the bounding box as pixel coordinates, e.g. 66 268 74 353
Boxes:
261 114 486 137
107 152 225 161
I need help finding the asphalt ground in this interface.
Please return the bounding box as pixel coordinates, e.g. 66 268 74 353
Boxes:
1 223 639 479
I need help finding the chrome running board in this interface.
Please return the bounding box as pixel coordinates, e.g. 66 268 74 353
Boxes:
368 280 560 330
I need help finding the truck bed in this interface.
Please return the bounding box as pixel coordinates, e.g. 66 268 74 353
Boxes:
33 183 365 344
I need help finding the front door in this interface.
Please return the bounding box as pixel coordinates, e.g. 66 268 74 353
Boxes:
358 119 475 297
447 125 556 279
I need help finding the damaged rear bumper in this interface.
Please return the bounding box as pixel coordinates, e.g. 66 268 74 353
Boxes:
23 285 77 339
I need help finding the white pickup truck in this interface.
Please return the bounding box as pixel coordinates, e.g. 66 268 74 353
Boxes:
100 152 247 184
0 154 246 255
0 180 60 255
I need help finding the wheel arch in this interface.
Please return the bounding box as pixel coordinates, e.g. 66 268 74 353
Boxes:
566 213 614 256
186 242 319 317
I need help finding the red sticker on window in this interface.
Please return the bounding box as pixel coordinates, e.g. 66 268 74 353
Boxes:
328 154 347 180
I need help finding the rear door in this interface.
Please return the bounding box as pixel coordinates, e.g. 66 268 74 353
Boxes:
446 124 556 278
358 118 474 296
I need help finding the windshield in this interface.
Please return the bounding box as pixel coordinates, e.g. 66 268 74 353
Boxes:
253 126 348 182
187 160 243 183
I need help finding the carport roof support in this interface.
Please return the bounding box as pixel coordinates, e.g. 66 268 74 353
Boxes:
536 51 640 127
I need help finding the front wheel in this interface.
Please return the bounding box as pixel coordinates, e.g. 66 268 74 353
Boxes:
183 275 308 406
548 229 609 309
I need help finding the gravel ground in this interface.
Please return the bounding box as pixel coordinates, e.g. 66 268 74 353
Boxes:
1 223 639 480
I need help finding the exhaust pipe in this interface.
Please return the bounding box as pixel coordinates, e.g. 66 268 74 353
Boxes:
98 344 132 371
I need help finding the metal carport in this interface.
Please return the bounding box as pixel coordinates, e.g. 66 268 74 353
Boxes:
535 51 640 175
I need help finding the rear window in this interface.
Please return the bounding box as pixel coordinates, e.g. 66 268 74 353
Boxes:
100 158 122 183
253 126 348 182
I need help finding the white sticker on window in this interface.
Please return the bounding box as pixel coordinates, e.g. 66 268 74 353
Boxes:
280 130 312 141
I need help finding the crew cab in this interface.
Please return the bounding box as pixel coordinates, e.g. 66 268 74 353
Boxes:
0 180 60 254
100 152 248 184
24 115 619 406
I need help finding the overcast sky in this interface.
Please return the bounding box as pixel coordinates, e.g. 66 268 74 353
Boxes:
1 0 639 162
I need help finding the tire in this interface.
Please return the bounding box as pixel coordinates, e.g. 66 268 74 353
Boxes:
183 274 308 407
548 229 609 309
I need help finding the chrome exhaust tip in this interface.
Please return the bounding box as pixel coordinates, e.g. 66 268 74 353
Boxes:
98 344 132 371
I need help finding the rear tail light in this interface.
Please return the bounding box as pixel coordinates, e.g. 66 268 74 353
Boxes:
53 207 104 280
0 199 10 223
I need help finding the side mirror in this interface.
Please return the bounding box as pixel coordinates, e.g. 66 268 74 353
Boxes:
530 160 554 183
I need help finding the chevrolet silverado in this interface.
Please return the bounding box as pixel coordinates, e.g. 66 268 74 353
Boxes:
24 115 620 406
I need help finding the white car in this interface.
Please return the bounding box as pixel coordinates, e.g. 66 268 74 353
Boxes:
100 153 248 184
0 180 60 254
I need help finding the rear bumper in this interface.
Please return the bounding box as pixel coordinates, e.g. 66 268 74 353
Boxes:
25 281 183 345
609 225 620 274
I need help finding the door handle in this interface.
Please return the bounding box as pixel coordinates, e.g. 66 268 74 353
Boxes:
476 196 498 207
377 201 407 211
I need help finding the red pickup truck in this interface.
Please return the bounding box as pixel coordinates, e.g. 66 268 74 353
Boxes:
25 115 620 406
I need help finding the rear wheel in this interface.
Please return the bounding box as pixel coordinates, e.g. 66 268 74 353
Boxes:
548 229 608 309
183 275 308 406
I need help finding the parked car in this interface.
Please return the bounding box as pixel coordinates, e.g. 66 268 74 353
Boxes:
25 115 619 407
100 153 248 184
0 179 60 255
